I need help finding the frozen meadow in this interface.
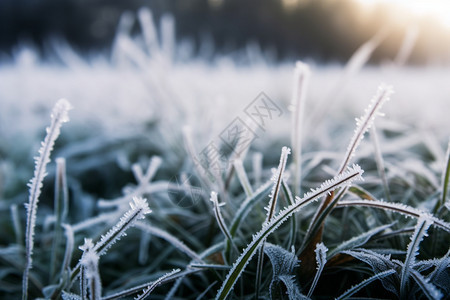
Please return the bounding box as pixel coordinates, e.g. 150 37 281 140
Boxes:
2 45 449 158
0 9 449 300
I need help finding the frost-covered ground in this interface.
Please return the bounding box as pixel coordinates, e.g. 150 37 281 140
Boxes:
1 48 449 142
1 42 449 200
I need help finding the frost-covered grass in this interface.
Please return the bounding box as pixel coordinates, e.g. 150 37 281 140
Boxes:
0 9 449 300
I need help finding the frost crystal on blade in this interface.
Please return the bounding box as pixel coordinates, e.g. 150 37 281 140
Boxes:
94 197 151 256
23 99 72 300
265 146 291 222
338 84 393 174
216 164 363 300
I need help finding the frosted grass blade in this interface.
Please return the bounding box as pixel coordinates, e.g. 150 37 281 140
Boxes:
338 84 393 174
256 147 290 298
336 269 396 300
307 243 328 298
210 191 236 253
434 139 450 213
135 269 181 300
50 158 69 283
290 61 310 196
22 99 72 300
216 165 363 299
336 200 450 232
400 216 432 297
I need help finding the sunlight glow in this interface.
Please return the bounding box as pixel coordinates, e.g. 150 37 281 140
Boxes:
355 0 450 28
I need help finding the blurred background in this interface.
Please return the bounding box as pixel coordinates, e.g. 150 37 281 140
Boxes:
1 0 450 64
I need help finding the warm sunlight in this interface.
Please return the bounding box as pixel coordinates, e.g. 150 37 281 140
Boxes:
355 0 450 28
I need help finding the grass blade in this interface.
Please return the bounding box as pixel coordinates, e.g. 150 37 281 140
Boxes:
229 181 272 237
137 7 159 56
328 222 396 258
256 146 290 298
336 269 396 300
79 239 94 300
136 221 204 263
307 242 328 298
264 244 300 299
336 200 450 232
281 179 297 249
233 159 253 197
60 224 74 277
216 165 363 299
301 85 392 273
265 147 291 222
80 245 102 300
434 139 450 214
62 292 81 300
338 84 393 174
252 152 263 188
10 204 22 246
50 158 69 283
410 269 443 300
94 197 151 256
224 180 272 261
50 197 151 299
23 99 72 300
290 61 310 196
102 269 200 300
299 187 348 255
210 191 237 254
400 215 432 297
371 126 391 201
135 269 181 300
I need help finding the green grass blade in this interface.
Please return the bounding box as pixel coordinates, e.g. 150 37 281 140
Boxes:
102 269 199 300
370 126 391 201
136 221 204 263
400 216 432 297
410 269 443 300
224 181 272 260
135 269 181 300
328 222 396 258
434 139 450 214
281 180 297 249
50 158 69 283
10 204 22 246
256 146 291 298
210 191 237 254
336 200 450 232
60 224 74 277
216 165 363 299
307 242 328 298
336 269 396 300
229 181 272 237
299 187 347 254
